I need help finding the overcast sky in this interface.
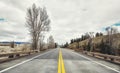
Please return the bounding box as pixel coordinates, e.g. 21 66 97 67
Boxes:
0 0 120 44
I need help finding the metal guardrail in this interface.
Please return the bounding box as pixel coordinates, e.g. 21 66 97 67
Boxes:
83 51 120 63
0 50 39 58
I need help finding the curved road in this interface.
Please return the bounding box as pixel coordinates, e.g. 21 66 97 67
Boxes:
0 48 120 73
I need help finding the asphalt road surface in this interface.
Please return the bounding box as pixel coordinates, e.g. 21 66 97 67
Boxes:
0 48 120 73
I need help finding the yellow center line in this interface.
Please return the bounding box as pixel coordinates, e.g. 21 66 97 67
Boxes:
58 49 66 73
58 50 61 73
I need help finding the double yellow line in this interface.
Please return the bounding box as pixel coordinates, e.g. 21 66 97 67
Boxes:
58 49 66 73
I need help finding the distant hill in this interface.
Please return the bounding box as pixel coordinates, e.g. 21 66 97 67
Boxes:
0 41 30 44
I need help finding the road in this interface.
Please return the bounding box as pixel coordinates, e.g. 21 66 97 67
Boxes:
0 48 120 73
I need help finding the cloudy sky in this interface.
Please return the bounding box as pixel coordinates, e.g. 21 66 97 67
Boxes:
0 0 120 44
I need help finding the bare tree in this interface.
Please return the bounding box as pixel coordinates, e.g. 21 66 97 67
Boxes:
47 35 55 49
86 32 94 52
39 34 45 51
26 3 50 50
105 27 118 46
105 27 119 55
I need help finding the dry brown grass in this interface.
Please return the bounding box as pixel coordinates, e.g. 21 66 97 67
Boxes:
0 44 31 54
69 33 120 49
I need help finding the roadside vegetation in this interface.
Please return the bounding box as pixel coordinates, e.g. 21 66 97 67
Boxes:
62 27 120 56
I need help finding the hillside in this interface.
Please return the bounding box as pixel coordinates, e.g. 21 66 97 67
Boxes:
68 33 120 55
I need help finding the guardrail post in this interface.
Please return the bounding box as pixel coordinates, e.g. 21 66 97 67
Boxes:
104 56 107 59
110 58 114 61
16 54 20 57
92 53 94 57
8 55 14 58
35 50 38 53
28 52 31 55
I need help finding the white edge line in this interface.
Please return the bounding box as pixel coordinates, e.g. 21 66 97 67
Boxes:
71 51 120 73
0 49 54 73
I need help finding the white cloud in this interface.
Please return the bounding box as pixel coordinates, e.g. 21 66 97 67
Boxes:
0 0 120 44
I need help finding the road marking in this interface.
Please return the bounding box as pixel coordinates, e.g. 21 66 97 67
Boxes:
60 49 66 73
58 50 61 73
0 49 55 73
58 49 66 73
71 50 120 73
